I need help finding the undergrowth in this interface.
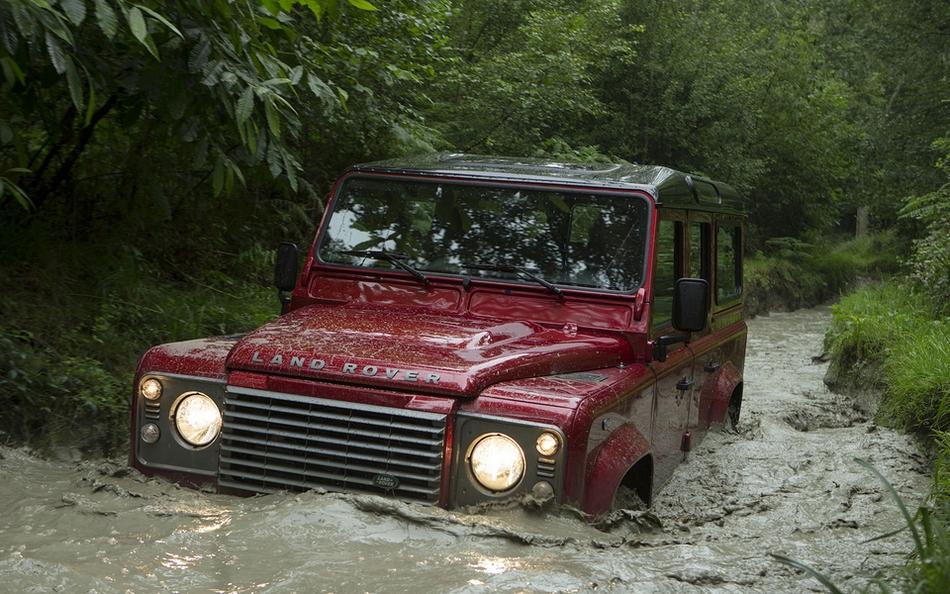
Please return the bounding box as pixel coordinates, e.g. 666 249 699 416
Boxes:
745 232 900 316
0 237 276 454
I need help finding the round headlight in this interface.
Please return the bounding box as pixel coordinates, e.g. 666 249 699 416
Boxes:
174 392 222 447
469 434 525 492
140 378 162 401
536 431 560 457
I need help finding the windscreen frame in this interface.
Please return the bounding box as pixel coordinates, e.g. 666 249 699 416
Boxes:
312 172 656 296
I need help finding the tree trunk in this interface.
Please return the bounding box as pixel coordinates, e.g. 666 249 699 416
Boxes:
856 206 869 237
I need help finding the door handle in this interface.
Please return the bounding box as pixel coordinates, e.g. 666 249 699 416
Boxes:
676 378 694 391
704 361 721 373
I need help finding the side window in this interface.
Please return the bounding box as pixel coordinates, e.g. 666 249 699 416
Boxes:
689 222 710 281
652 218 683 328
715 224 742 302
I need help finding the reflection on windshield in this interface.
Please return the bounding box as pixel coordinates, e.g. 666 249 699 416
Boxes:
318 178 649 291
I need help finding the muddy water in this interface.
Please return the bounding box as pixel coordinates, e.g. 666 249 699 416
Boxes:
0 307 932 593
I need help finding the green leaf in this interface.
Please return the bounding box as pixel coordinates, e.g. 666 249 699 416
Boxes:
84 82 96 126
0 121 13 145
261 77 293 87
94 0 118 38
266 142 282 178
257 16 282 30
236 87 254 125
265 99 281 139
212 157 225 197
133 4 183 38
281 147 298 191
64 57 84 111
0 57 26 86
45 32 67 74
128 7 159 59
347 0 378 11
61 0 87 26
260 0 280 16
769 554 845 594
307 74 334 101
0 178 33 210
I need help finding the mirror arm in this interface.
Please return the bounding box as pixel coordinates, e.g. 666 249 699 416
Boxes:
653 333 690 363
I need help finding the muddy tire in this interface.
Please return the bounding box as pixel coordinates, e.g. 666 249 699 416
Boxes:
726 385 743 430
613 485 648 511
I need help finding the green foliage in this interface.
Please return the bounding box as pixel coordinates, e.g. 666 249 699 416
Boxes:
825 283 950 441
0 0 440 218
900 138 950 316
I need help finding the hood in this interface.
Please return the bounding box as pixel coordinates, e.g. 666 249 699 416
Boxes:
225 304 631 397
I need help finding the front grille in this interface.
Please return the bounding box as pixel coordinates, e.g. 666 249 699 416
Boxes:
217 386 447 503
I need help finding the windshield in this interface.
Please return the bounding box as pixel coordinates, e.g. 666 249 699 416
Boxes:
318 177 650 292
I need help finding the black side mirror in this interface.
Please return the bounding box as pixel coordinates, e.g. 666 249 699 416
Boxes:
274 242 299 313
672 277 709 332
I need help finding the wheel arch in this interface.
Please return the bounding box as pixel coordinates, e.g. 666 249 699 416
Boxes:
582 423 652 517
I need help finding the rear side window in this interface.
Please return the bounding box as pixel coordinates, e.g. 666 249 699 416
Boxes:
652 219 682 327
716 224 742 302
689 222 709 281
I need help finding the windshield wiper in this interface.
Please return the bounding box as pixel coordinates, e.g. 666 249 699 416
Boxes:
462 262 564 300
337 250 430 287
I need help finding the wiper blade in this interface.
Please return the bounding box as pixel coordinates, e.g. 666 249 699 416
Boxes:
462 262 564 300
337 250 430 287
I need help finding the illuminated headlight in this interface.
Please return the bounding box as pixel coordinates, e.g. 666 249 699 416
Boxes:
140 378 162 401
174 392 222 447
536 431 560 457
469 433 525 492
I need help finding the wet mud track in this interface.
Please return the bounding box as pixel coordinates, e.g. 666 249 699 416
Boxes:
0 307 932 592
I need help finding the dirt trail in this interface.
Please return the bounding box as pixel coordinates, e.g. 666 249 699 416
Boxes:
0 307 931 593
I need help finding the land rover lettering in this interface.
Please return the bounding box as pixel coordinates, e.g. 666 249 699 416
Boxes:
131 154 746 516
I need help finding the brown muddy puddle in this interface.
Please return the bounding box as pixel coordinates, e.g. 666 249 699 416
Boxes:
0 307 932 592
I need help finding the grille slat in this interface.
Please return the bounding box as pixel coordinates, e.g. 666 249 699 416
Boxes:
218 386 447 503
223 409 443 448
227 398 445 436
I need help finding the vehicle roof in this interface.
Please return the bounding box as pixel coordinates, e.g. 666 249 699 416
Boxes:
349 153 744 214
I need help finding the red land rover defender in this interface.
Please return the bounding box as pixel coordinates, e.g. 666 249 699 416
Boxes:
131 154 747 517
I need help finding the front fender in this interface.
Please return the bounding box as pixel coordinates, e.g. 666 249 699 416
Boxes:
583 423 651 517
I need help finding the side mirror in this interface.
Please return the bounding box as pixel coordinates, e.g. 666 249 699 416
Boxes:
672 277 709 332
274 241 299 295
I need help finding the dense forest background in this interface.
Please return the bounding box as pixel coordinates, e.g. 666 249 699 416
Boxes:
0 0 947 451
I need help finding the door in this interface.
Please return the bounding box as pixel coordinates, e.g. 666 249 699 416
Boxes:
684 215 718 439
647 211 696 487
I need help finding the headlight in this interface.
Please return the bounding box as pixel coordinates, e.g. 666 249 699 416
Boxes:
469 433 525 492
140 378 162 400
536 431 560 457
174 392 222 447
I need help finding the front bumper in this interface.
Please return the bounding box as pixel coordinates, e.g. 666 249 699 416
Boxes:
132 373 565 507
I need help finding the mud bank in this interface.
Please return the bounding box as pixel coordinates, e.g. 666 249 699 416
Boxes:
0 307 930 593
